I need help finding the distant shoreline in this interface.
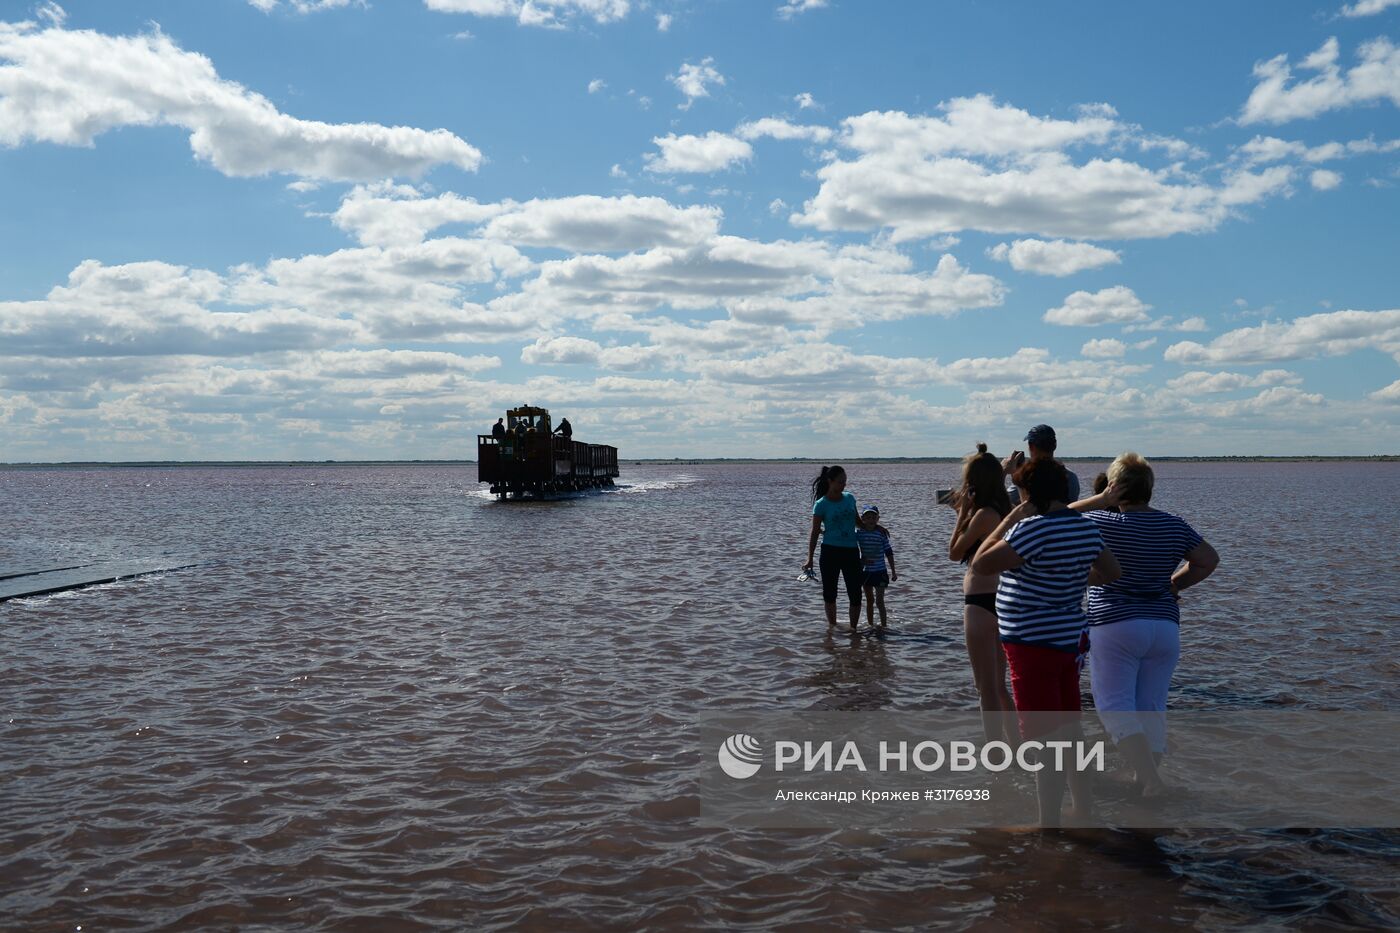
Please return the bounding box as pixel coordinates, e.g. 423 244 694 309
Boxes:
3 455 1398 470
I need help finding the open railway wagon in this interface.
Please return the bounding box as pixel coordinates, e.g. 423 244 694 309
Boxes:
477 405 619 499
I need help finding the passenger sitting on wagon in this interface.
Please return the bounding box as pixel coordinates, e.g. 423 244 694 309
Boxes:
492 418 506 439
554 417 572 438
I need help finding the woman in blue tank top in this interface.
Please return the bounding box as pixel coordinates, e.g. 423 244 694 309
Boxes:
802 465 864 633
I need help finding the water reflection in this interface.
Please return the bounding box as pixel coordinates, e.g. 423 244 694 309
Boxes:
805 630 896 710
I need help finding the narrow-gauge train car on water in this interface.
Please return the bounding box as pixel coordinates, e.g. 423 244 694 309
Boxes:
477 405 619 499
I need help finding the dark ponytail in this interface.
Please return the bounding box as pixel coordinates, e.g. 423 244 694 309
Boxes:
811 464 846 501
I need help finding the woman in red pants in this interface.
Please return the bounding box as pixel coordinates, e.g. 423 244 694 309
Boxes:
972 457 1120 827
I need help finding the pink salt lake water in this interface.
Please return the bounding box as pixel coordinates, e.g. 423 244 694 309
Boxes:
2 461 1398 929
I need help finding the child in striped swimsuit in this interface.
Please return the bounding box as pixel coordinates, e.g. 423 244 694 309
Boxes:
856 505 897 629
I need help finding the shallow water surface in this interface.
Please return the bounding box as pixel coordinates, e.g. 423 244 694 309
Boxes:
2 461 1398 929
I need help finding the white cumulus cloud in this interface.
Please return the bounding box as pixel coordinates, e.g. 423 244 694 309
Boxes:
1237 134 1400 165
1124 315 1209 334
1081 338 1126 358
777 0 827 19
0 259 359 358
669 57 724 109
0 20 482 180
931 347 1146 392
1240 36 1400 124
1311 168 1343 189
986 239 1121 276
1165 370 1302 393
792 96 1288 242
1340 0 1400 16
798 151 1232 242
331 182 506 247
1217 165 1295 205
644 132 753 173
34 2 65 26
330 187 722 257
248 0 362 12
521 335 665 371
482 195 722 251
735 117 834 143
1165 309 1400 365
424 0 630 27
503 238 1005 330
840 96 1119 158
1044 286 1151 326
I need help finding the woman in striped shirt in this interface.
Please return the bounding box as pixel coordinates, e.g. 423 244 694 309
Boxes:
972 458 1121 826
1072 452 1219 798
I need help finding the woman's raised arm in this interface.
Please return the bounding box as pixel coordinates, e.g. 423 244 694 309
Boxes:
1070 482 1124 513
950 507 997 562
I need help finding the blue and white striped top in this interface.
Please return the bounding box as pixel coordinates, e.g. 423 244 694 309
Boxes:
856 528 892 573
995 511 1104 652
1085 510 1203 627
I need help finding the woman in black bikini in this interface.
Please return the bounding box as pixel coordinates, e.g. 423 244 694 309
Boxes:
947 444 1015 742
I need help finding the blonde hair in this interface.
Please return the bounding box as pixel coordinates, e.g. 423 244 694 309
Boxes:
1107 451 1154 504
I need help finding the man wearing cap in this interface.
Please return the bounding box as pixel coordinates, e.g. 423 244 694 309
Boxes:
1004 424 1080 504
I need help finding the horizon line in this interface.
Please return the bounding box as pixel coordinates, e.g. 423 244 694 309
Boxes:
3 454 1399 468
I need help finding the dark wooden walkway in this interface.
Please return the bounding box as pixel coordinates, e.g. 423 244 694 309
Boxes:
0 560 196 603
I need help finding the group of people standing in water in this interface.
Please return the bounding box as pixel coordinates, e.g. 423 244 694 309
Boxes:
801 424 1220 825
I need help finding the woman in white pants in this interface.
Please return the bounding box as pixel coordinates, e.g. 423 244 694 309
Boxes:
1072 453 1219 796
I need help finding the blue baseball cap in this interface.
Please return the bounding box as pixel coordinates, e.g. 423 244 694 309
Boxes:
861 504 879 515
1024 424 1057 448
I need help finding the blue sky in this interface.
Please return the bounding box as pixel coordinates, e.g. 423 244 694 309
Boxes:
1 0 1398 460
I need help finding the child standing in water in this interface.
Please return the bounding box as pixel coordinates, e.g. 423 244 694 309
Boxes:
856 505 897 628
